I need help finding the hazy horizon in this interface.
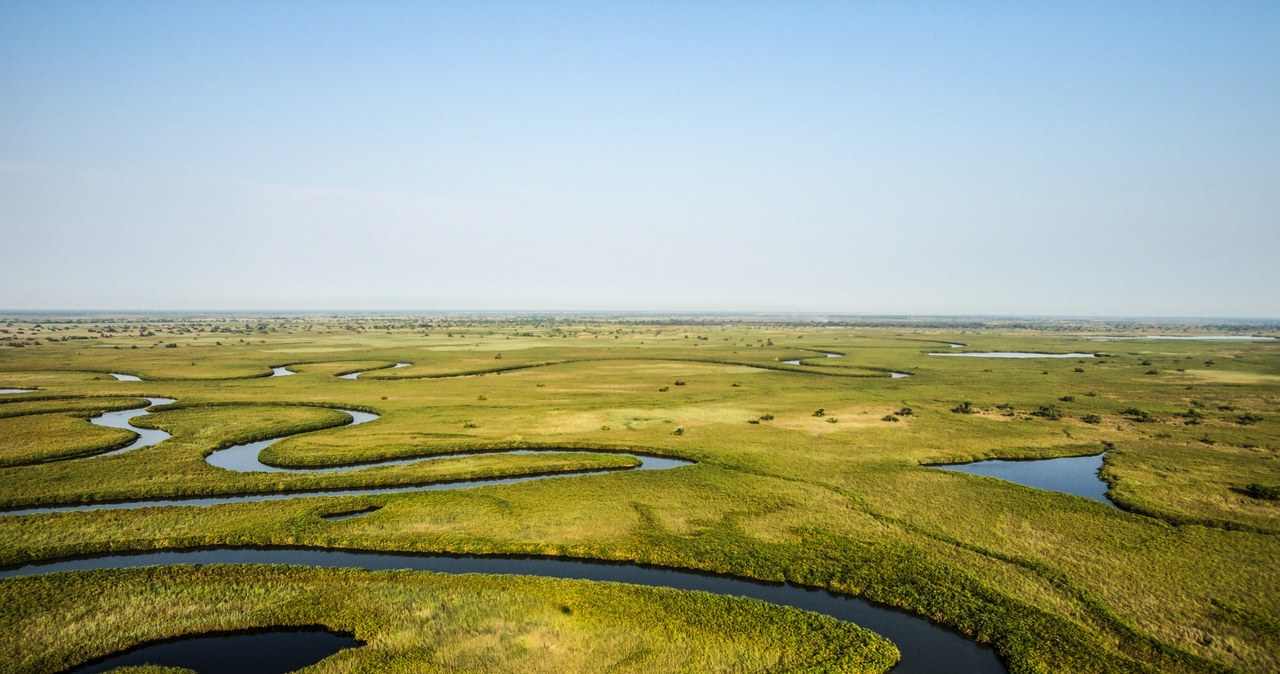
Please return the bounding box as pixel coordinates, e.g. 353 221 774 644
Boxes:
3 3 1278 317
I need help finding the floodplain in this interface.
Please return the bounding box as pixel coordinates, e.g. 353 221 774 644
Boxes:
0 315 1277 673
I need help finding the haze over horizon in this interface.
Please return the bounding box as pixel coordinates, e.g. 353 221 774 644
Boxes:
3 2 1277 317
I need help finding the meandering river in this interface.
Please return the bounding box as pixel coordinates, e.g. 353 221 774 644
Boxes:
5 395 1008 673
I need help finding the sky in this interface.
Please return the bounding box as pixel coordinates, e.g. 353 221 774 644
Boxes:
2 2 1277 317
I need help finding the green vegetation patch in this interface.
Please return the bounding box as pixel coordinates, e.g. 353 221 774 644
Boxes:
0 565 898 674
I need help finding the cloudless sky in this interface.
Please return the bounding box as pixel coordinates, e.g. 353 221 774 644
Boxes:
2 1 1277 316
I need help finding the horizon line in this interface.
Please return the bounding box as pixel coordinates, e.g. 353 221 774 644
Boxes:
1 309 1278 323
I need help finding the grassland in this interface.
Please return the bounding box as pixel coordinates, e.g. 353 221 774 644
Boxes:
0 315 1277 673
2 565 897 673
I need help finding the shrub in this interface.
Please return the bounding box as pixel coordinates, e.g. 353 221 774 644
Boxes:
658 386 669 392
748 418 760 424
1059 395 1075 402
760 413 775 421
1073 367 1085 373
1237 412 1263 426
896 407 913 416
881 414 899 422
673 426 685 436
1239 483 1280 501
674 379 686 386
812 408 825 417
951 401 974 414
1081 414 1102 424
1031 405 1062 421
826 417 838 423
1121 407 1155 422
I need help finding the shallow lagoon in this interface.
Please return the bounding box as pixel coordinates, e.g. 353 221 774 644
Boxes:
65 628 358 674
937 453 1113 507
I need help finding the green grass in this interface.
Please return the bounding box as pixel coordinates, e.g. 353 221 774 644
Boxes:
0 316 1277 673
1 565 898 673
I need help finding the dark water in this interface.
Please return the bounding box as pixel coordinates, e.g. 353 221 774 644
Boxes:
88 397 175 458
62 627 359 674
936 453 1113 507
3 548 1005 674
320 507 382 521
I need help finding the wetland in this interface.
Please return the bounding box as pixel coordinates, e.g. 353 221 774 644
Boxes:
0 315 1276 673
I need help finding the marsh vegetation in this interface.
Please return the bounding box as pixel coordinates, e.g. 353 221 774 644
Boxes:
0 315 1276 673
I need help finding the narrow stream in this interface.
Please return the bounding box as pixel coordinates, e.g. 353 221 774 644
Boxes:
269 366 296 377
0 388 35 394
929 352 1096 359
109 373 141 381
87 397 175 458
781 351 844 366
338 362 410 380
5 397 1009 672
1 406 693 516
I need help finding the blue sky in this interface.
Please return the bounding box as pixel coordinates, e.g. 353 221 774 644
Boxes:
2 2 1277 316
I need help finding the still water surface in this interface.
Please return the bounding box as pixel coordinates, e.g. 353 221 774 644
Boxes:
63 628 359 674
936 453 1113 506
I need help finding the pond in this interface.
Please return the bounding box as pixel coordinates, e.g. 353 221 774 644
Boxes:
63 627 359 674
935 453 1113 507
